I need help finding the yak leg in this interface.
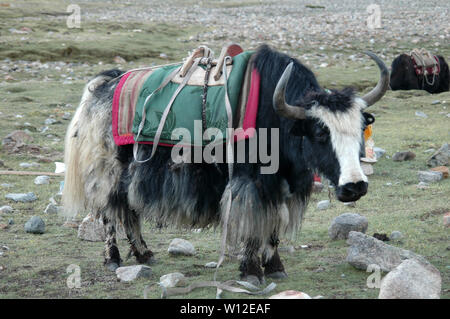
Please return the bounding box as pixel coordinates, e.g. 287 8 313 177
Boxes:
239 238 265 285
123 211 155 265
262 232 287 279
103 216 121 271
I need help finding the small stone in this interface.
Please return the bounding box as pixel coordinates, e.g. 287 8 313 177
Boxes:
430 166 449 178
8 219 14 225
379 259 441 299
328 213 368 240
418 171 443 183
116 265 152 282
346 231 429 272
34 175 50 185
424 148 435 154
44 203 59 214
278 245 295 254
390 231 403 240
24 216 45 234
373 147 386 159
168 238 196 256
159 272 186 288
317 200 330 210
5 192 37 203
392 151 416 162
415 111 428 118
443 213 450 227
431 100 441 105
44 118 58 125
205 262 218 268
159 53 168 59
427 143 450 167
344 201 356 208
269 290 311 299
62 112 71 120
361 162 374 175
1 183 13 188
0 206 13 214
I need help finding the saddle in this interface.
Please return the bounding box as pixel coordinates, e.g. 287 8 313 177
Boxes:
409 48 440 77
112 44 260 155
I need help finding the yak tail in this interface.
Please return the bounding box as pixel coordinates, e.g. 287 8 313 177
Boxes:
61 76 111 219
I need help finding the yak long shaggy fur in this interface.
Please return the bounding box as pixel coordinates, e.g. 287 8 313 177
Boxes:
63 45 362 262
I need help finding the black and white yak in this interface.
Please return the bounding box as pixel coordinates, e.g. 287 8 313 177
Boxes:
390 53 449 93
63 45 389 283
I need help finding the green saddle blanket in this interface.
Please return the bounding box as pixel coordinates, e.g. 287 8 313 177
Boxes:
132 51 253 146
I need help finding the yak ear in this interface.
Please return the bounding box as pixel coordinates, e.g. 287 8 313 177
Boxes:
290 121 305 136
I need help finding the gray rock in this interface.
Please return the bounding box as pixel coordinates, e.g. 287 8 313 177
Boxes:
416 181 429 189
346 231 429 272
373 147 386 159
379 259 441 299
278 245 295 254
317 200 331 210
427 143 449 167
44 118 58 125
116 265 152 282
328 213 368 240
415 111 428 118
431 100 441 105
62 112 71 120
6 192 37 202
205 261 218 268
34 175 50 185
159 272 186 288
44 203 59 214
392 151 416 162
361 162 374 175
390 231 403 240
168 238 196 256
1 183 13 188
77 213 126 241
24 216 45 234
0 206 13 214
418 170 443 183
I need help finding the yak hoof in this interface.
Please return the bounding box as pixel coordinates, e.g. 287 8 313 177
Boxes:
105 261 120 272
265 271 288 279
242 275 265 287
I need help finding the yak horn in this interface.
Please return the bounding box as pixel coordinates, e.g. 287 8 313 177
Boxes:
273 62 307 119
361 51 390 107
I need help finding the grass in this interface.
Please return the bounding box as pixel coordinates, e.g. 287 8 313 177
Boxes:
0 0 449 300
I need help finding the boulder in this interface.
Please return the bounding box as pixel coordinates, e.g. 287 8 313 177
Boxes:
346 231 428 272
379 259 441 299
328 213 368 240
168 238 196 256
392 151 416 162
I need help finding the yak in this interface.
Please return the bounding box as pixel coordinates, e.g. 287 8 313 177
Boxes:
390 53 449 93
63 45 389 284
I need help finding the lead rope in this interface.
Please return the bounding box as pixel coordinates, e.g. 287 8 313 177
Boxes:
161 56 276 298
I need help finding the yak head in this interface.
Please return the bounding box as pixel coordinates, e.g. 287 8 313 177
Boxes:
273 52 389 202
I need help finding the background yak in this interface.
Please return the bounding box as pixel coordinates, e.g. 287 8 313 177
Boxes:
62 45 388 284
390 53 449 93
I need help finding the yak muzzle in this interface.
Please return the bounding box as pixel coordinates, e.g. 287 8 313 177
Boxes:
336 181 368 202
